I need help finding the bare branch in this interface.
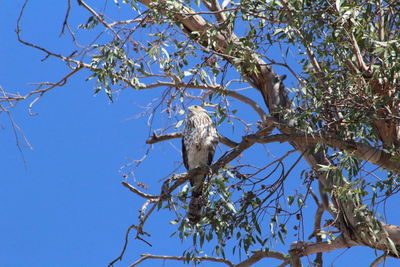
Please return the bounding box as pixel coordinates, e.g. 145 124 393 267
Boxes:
219 134 239 147
201 0 227 24
17 1 82 66
109 18 144 27
349 33 370 74
145 132 182 144
59 0 71 37
0 66 83 104
130 253 234 267
137 199 157 237
108 224 135 267
122 181 159 200
370 253 387 267
235 250 289 267
289 235 359 258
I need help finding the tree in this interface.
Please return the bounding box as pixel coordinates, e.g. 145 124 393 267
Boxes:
3 0 400 266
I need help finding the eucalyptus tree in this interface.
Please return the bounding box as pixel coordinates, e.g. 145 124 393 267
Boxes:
5 0 400 266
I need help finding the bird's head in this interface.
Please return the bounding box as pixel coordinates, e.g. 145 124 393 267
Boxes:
188 105 207 114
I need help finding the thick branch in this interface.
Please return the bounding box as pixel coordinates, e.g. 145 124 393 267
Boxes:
289 235 359 258
251 134 400 173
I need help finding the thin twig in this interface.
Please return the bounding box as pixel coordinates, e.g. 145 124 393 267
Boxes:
108 224 135 267
77 0 122 41
370 253 387 267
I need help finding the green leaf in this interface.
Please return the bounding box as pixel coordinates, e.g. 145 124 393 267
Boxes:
387 237 399 257
226 202 237 213
175 120 184 128
335 0 343 12
287 196 294 206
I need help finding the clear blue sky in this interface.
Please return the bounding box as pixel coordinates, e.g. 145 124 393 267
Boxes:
1 1 398 267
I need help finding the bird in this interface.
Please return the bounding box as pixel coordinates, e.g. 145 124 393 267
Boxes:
182 105 218 225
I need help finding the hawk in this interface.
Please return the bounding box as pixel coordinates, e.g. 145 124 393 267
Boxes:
182 105 218 225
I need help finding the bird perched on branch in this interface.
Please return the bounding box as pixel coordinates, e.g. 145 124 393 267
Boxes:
182 105 218 225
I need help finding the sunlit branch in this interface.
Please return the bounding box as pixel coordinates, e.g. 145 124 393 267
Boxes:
349 33 369 74
201 0 227 24
137 199 157 237
235 249 289 267
110 18 144 27
130 254 234 267
289 235 359 258
122 181 158 200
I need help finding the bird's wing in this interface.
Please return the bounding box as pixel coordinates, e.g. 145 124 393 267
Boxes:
182 137 189 170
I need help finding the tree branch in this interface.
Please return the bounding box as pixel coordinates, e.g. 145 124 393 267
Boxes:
309 189 324 266
349 33 370 74
0 66 83 105
289 235 359 258
201 0 227 25
122 181 158 200
145 131 238 148
77 0 122 40
130 253 234 267
250 134 400 173
145 132 182 144
136 81 267 121
235 249 289 267
370 253 387 267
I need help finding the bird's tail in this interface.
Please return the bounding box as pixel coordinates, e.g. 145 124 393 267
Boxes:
187 175 206 225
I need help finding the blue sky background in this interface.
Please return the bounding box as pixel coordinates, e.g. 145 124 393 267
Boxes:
1 1 399 266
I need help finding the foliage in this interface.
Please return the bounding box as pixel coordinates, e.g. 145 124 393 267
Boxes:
6 0 400 266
